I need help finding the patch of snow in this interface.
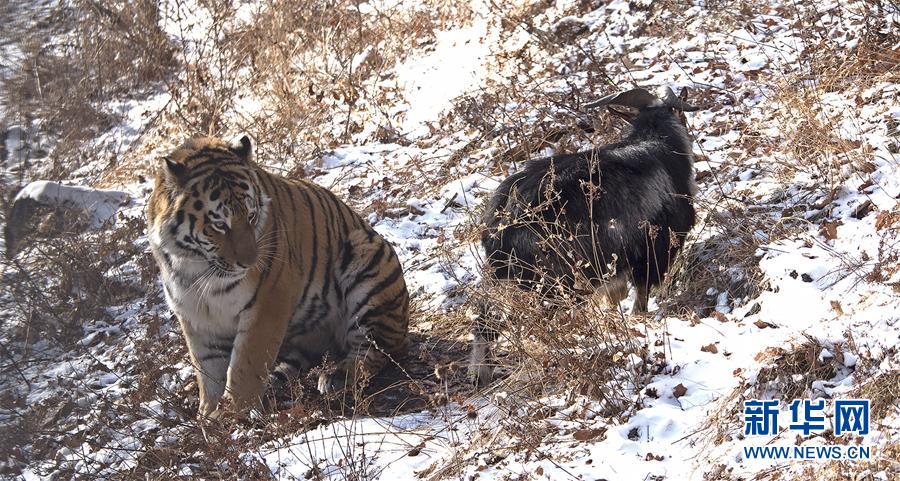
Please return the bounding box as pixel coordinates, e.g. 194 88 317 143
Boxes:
14 181 131 227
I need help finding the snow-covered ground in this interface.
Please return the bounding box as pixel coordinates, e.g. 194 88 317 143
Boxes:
1 0 898 479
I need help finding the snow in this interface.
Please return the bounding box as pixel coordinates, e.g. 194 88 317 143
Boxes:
1 0 899 479
393 1 493 138
260 410 461 479
13 180 131 227
3 125 27 169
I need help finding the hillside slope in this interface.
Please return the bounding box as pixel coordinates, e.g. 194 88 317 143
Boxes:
1 0 898 479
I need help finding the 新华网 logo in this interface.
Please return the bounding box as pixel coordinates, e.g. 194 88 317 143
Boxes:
741 398 872 461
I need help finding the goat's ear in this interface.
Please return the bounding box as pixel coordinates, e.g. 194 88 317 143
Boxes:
659 86 699 112
588 88 656 110
230 135 252 162
607 106 636 124
160 156 188 186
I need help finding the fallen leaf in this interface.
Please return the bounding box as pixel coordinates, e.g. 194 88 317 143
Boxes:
851 200 874 219
819 220 841 240
830 300 844 316
628 328 646 338
875 210 899 230
573 428 607 441
744 303 762 317
701 343 719 354
755 347 786 362
713 311 728 323
673 383 688 398
535 466 544 476
754 319 777 329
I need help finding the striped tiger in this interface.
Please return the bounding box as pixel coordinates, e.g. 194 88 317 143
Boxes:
147 136 409 416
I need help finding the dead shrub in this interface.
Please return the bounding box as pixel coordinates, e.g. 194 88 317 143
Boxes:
0 0 176 178
1 214 148 345
770 83 870 197
752 336 847 402
661 206 769 317
869 206 900 286
701 336 852 447
159 0 475 169
853 370 900 423
453 273 655 467
764 2 896 201
449 79 626 201
461 199 659 420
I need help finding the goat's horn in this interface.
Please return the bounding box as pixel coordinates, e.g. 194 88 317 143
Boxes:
584 88 658 109
657 86 700 112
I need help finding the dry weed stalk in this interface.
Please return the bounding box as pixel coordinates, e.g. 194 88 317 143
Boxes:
660 204 771 318
699 335 855 451
0 0 175 179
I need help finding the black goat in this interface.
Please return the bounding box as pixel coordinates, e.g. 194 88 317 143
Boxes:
471 86 700 386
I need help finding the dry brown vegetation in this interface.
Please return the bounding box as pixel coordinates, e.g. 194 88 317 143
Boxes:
1 0 175 178
0 0 898 479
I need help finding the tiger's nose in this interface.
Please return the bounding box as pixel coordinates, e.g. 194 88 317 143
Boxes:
231 219 258 268
235 246 257 268
234 236 257 268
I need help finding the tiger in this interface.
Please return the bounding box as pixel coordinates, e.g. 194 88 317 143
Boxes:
146 135 410 417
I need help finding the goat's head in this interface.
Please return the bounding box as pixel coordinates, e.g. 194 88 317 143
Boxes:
586 86 699 127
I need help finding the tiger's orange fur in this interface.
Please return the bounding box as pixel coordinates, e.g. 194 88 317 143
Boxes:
147 136 409 416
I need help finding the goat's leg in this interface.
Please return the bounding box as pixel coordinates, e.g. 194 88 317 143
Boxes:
630 266 651 313
599 275 629 308
469 298 499 387
632 282 649 313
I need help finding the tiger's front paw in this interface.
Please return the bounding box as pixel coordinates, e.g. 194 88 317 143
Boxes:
198 398 220 418
316 371 347 395
206 407 226 420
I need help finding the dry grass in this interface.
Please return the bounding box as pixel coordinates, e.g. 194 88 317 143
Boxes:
1 214 147 345
752 336 846 402
472 280 650 409
0 214 151 474
148 0 476 175
764 1 898 201
1 0 898 478
854 370 900 424
2 0 477 184
797 441 900 481
661 206 769 318
0 0 176 179
700 336 853 449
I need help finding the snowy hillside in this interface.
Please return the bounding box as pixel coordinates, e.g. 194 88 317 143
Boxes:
1 0 898 479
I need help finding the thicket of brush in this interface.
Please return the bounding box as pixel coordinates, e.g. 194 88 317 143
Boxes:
0 0 897 479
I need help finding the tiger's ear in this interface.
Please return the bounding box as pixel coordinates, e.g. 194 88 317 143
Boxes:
231 135 252 162
160 156 188 186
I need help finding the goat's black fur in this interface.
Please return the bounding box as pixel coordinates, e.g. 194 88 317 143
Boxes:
471 89 699 386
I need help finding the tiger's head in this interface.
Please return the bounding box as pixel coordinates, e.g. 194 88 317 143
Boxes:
149 136 270 278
